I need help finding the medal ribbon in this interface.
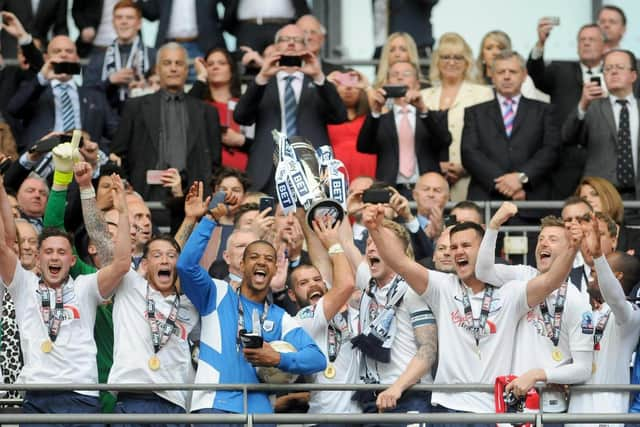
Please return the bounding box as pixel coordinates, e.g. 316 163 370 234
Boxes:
539 282 568 347
236 287 272 350
460 281 494 346
39 280 64 342
146 284 181 354
593 308 612 350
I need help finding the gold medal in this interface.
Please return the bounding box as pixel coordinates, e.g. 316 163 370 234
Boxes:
551 348 563 362
324 364 336 379
592 362 597 374
41 340 53 353
148 355 161 371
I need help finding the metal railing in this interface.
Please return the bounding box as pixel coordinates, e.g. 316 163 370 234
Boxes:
2 382 640 424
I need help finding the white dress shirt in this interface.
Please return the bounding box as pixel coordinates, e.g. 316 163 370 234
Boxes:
167 0 198 39
610 93 639 175
236 0 295 20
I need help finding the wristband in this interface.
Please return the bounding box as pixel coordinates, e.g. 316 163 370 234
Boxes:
328 243 344 255
80 187 96 200
53 170 73 186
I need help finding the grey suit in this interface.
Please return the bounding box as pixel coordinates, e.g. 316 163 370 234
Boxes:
562 97 640 197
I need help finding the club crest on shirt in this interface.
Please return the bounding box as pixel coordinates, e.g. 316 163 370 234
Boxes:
581 311 594 334
525 309 547 337
263 320 275 332
297 305 316 320
143 310 189 340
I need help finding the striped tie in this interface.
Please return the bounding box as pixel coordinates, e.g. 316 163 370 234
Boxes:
283 75 298 137
59 84 75 131
503 98 514 137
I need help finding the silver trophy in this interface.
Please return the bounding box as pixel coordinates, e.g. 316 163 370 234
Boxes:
272 131 346 229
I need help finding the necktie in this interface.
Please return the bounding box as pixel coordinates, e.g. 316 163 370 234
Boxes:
616 99 635 188
283 75 298 137
397 106 416 178
503 98 514 137
59 84 75 131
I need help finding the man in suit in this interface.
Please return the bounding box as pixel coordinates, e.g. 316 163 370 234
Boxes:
222 0 309 54
527 22 606 199
598 5 626 52
357 60 451 198
83 0 156 113
111 42 221 202
233 24 347 195
0 0 67 59
6 35 120 153
461 50 560 202
296 15 342 76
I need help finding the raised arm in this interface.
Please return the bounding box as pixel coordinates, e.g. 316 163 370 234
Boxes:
96 175 131 298
0 175 16 249
296 209 331 284
526 224 582 307
312 218 355 320
0 175 18 284
363 205 430 294
175 181 210 249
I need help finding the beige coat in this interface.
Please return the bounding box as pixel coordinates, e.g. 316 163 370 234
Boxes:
421 82 494 201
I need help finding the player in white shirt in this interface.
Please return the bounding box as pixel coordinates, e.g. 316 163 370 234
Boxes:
0 174 131 420
475 203 592 414
109 234 200 418
568 216 640 427
362 204 581 427
295 217 361 422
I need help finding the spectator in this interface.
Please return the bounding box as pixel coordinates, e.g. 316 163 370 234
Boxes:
72 0 119 57
327 70 376 180
429 225 453 272
16 176 48 232
0 0 67 59
450 200 483 225
191 48 250 171
562 49 639 200
476 30 549 103
6 35 120 153
347 175 374 253
140 0 226 81
14 218 38 270
597 5 627 52
221 228 259 288
358 61 451 199
234 24 347 195
422 32 493 201
296 14 343 75
111 42 222 202
413 172 449 242
374 32 423 88
222 0 309 53
127 193 152 268
83 0 156 113
462 50 560 202
561 196 597 295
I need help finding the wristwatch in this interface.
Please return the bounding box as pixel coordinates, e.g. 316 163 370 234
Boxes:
518 172 529 184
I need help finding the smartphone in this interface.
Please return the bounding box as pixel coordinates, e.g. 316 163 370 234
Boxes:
362 188 392 204
444 214 457 227
53 62 82 75
146 170 166 185
208 190 227 210
382 85 408 98
279 55 302 67
259 196 275 216
590 75 602 87
29 136 63 153
239 329 264 349
334 72 360 88
546 16 560 26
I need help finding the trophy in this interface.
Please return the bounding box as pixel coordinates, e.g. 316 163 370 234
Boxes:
272 130 347 229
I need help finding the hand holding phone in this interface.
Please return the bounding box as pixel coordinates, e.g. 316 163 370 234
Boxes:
382 85 408 98
239 329 264 349
279 55 302 68
259 196 275 216
146 170 166 185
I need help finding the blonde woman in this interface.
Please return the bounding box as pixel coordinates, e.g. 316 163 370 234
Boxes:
374 32 423 88
421 32 493 201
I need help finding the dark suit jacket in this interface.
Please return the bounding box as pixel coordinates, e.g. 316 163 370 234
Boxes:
233 76 348 193
356 109 451 184
562 97 640 198
618 225 640 259
527 56 589 199
141 0 226 53
386 0 438 49
111 91 221 200
221 0 309 35
6 76 120 153
0 0 67 58
461 97 560 201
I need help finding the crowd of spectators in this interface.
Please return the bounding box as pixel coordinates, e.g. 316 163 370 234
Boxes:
1 1 640 426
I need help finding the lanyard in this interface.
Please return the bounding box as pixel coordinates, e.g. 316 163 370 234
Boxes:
365 275 404 322
539 283 568 347
593 308 612 350
39 280 64 342
460 281 494 347
146 284 181 354
236 287 271 350
327 310 352 362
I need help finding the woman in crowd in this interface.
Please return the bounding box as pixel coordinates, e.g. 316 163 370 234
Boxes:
575 176 640 257
421 32 493 201
191 47 251 171
374 32 423 88
476 30 549 102
327 69 376 181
